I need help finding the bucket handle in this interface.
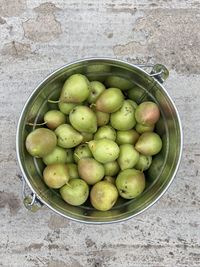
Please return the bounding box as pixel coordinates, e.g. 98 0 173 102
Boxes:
18 175 43 212
136 64 169 83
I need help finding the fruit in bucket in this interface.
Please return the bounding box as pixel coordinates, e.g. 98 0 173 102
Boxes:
90 181 118 211
104 161 119 176
116 169 145 199
60 179 89 206
110 100 136 130
25 128 57 158
69 105 97 133
43 146 68 165
117 144 139 170
44 110 66 130
95 110 110 126
135 132 162 156
116 129 139 145
78 158 105 185
55 124 83 148
95 88 124 113
88 81 105 103
59 74 90 103
25 72 164 211
135 123 154 134
67 163 79 179
94 125 116 141
135 101 160 126
135 155 152 172
43 163 70 189
73 144 92 163
88 139 120 163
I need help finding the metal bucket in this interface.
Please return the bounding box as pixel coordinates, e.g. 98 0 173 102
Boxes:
16 58 183 223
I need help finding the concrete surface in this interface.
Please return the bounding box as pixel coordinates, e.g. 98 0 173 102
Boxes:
0 1 200 266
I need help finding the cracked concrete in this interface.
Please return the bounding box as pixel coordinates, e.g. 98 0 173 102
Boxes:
0 17 6 24
113 9 200 74
0 0 26 17
1 41 31 56
23 3 62 42
0 1 200 267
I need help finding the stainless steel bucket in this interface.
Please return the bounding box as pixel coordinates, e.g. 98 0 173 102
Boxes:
16 58 183 223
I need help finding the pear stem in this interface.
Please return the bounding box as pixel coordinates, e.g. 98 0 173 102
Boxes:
48 99 60 104
89 103 96 108
66 182 72 188
74 153 80 160
27 122 47 126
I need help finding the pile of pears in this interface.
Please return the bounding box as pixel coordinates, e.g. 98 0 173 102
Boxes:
25 73 162 211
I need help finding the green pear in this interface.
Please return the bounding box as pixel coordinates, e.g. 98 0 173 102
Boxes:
110 100 136 130
73 144 92 163
44 110 66 130
60 74 90 103
88 139 120 163
135 155 152 171
78 158 105 185
90 181 118 211
127 86 144 103
105 75 133 91
94 125 116 141
43 146 68 165
55 124 83 148
135 123 154 134
67 163 79 179
116 169 145 199
147 154 164 182
26 128 57 158
117 144 139 170
127 99 138 109
95 88 124 113
135 132 162 156
65 148 74 163
60 179 89 206
104 161 120 176
135 101 160 126
103 176 116 184
86 64 111 82
88 81 105 103
43 163 69 189
95 110 110 126
58 102 77 115
69 106 97 133
81 132 93 143
116 130 139 145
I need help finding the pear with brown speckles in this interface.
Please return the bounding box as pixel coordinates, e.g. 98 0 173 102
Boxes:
78 158 105 185
95 88 124 113
60 179 89 206
90 181 118 211
55 124 83 148
69 106 97 133
110 100 136 130
25 128 57 158
43 146 68 165
60 74 90 103
44 110 66 130
73 144 92 163
116 169 145 199
43 163 70 189
88 139 120 164
88 81 105 103
117 144 139 170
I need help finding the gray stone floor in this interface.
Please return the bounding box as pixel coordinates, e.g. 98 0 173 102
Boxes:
0 1 200 266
